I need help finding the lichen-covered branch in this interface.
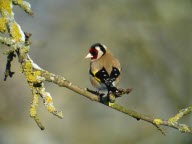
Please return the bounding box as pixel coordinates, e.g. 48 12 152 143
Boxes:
0 0 62 130
30 88 44 130
0 0 191 134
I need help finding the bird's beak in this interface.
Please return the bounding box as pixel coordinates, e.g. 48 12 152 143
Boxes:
85 53 93 59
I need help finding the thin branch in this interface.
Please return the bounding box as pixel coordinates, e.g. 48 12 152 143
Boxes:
4 51 16 81
40 71 192 134
30 88 45 130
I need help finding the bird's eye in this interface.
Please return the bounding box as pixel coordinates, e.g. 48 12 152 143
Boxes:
89 48 98 56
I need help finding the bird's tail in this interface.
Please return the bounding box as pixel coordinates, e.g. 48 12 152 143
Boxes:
107 85 120 98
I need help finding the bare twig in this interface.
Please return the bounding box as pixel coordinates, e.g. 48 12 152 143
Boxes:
4 51 16 81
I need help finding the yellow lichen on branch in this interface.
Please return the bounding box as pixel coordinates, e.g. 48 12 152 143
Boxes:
168 107 192 125
0 0 32 41
9 21 25 41
21 58 63 128
153 119 163 125
0 17 7 33
13 0 33 15
0 0 13 16
40 88 63 119
0 0 12 33
0 0 63 130
30 89 45 130
22 61 41 83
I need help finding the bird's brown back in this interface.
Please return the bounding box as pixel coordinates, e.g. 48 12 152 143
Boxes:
90 50 121 85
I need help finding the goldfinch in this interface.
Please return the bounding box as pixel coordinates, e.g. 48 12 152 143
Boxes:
85 43 121 102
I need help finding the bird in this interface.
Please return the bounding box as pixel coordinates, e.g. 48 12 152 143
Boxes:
85 43 121 103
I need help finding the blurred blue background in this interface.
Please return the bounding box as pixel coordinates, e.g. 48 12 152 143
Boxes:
0 0 192 143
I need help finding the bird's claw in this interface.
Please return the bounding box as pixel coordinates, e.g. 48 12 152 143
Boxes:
86 88 105 101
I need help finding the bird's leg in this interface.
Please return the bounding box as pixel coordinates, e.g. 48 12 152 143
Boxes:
86 88 105 102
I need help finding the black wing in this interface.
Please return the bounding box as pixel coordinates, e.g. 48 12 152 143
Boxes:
94 67 110 83
92 67 120 92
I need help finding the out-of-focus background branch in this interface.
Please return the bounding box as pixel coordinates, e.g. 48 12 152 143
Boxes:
0 0 192 144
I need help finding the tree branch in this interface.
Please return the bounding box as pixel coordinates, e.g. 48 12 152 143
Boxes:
39 70 192 135
0 0 191 134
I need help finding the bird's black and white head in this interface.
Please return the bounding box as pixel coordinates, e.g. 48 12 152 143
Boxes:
85 43 107 61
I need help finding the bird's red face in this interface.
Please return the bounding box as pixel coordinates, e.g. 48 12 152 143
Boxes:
88 47 99 60
85 43 107 61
